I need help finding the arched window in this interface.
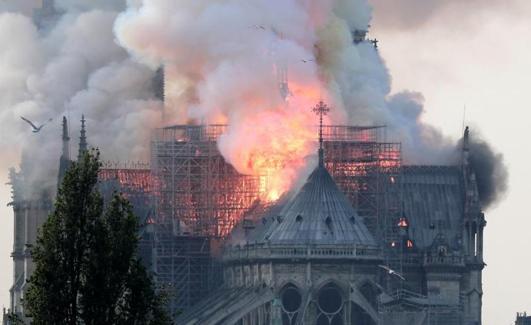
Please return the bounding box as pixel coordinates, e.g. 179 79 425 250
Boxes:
281 284 302 325
316 283 344 325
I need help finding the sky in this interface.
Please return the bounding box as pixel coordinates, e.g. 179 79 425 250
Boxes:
0 1 530 324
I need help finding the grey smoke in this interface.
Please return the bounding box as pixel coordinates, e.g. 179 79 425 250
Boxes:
113 0 508 208
0 1 161 197
464 132 508 209
0 0 36 15
0 0 508 210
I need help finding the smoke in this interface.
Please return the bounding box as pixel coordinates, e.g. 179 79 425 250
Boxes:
0 0 507 208
114 0 339 199
463 131 509 209
0 1 162 198
0 0 37 15
112 0 507 206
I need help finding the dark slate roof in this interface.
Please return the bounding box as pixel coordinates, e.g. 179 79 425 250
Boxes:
249 165 376 246
401 166 465 250
175 286 275 325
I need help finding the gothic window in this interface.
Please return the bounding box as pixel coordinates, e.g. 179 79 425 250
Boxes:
281 284 302 325
316 283 344 325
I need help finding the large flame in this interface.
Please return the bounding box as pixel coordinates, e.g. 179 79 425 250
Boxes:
218 82 329 202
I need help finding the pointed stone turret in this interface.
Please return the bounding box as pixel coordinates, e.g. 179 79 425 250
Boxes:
462 126 480 213
460 127 486 325
462 126 470 171
62 116 70 157
58 116 70 186
78 115 87 160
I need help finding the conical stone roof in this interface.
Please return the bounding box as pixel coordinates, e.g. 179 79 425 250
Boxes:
253 164 376 246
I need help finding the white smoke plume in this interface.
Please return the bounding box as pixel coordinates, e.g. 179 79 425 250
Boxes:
0 0 507 207
114 0 470 199
0 1 162 197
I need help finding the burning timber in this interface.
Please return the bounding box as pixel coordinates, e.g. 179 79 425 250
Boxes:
6 121 486 325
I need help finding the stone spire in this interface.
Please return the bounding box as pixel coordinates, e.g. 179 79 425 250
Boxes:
78 115 87 160
61 116 70 160
312 100 330 167
462 126 479 210
462 126 470 169
58 116 71 186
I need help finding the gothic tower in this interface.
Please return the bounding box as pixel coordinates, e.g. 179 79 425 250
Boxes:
461 126 486 325
78 115 87 160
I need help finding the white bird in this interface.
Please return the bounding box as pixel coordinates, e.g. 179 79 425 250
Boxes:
378 264 406 281
21 116 52 133
301 59 315 63
251 24 267 30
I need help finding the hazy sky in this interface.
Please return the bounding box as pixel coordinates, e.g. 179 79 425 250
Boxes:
1 1 530 324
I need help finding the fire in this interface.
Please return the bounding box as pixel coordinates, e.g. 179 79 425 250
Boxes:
267 188 281 202
218 83 327 202
235 110 316 201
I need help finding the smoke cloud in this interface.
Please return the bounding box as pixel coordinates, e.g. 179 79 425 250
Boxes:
0 1 162 197
0 0 507 208
467 132 508 209
0 0 37 15
112 0 507 206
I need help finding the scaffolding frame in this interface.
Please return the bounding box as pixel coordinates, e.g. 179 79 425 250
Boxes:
150 125 262 314
98 167 154 222
149 124 403 315
322 125 402 244
151 125 262 238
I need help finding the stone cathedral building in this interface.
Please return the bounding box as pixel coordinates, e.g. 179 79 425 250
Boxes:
176 126 486 325
4 118 487 325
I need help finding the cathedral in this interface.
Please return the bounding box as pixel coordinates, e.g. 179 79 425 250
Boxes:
175 125 486 325
4 117 487 325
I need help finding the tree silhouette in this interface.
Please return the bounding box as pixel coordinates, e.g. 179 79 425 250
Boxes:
25 150 170 325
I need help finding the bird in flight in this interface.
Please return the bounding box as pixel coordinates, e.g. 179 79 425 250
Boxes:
301 59 315 63
20 116 52 133
249 24 267 30
378 265 406 281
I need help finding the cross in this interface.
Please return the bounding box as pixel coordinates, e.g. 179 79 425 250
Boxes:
312 100 331 166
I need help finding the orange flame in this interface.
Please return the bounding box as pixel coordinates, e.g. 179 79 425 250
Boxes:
219 82 327 202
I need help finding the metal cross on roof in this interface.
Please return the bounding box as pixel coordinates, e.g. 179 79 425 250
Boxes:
312 100 331 166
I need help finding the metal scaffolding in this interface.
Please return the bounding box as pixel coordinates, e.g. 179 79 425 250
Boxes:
151 125 262 238
149 125 262 315
150 125 402 240
322 125 402 244
146 124 402 315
